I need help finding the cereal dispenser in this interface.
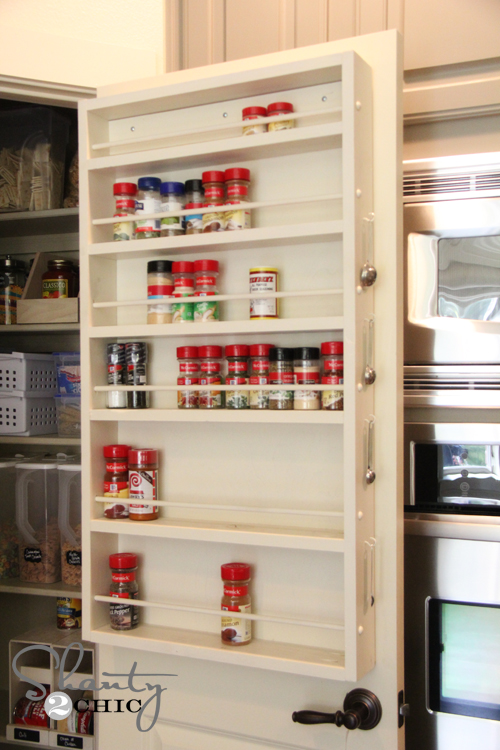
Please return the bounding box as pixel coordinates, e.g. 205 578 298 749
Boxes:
58 463 82 586
0 456 22 578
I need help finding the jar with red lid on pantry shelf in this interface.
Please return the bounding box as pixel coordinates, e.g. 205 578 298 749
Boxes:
221 562 252 646
267 102 295 131
242 106 267 136
202 170 226 232
113 182 137 241
172 260 194 323
249 343 274 409
194 259 219 322
198 345 223 409
103 444 130 518
128 449 159 521
177 345 199 409
225 344 249 409
225 168 251 231
109 552 139 630
321 341 344 411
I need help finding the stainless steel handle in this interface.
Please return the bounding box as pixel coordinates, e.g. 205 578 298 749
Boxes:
365 416 376 484
364 537 376 613
364 315 376 385
360 213 376 287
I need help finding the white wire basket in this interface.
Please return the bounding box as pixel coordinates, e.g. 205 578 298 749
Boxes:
0 352 57 397
0 395 57 435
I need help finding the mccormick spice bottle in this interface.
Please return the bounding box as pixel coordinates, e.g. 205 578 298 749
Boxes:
249 343 274 409
198 345 223 409
224 168 251 231
242 106 267 135
269 347 294 410
321 341 344 411
172 261 195 323
221 562 252 646
109 552 139 630
103 444 130 518
128 449 159 521
113 182 137 241
202 170 226 232
177 346 199 409
225 344 249 409
194 259 219 322
267 101 295 130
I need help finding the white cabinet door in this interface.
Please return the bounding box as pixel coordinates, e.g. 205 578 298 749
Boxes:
80 31 403 750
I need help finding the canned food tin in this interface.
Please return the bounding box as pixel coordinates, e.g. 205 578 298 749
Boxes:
57 597 82 629
249 267 279 319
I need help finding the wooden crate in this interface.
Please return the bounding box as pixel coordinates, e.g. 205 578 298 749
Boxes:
17 252 79 324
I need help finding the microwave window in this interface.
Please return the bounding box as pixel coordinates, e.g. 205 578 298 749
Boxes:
428 600 500 720
438 235 500 321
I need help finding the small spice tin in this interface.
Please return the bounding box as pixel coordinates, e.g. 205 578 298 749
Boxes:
250 267 279 319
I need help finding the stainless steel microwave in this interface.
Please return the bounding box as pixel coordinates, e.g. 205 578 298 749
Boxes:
404 152 500 365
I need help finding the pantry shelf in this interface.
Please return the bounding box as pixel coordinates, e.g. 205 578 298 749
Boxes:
88 221 343 258
86 123 342 175
0 578 81 597
88 316 344 339
0 435 81 446
0 324 80 333
90 517 345 552
90 409 344 424
89 623 346 680
0 208 79 238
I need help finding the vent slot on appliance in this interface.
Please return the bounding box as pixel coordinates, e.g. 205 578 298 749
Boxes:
403 170 500 198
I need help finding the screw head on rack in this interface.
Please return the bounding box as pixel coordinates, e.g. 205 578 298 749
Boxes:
356 101 362 110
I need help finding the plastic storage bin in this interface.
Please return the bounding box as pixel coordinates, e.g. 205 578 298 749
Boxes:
55 395 81 438
58 463 82 586
0 106 70 212
0 396 57 436
0 353 57 396
53 352 81 394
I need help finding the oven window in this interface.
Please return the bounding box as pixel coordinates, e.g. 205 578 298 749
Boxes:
438 235 500 321
428 600 500 720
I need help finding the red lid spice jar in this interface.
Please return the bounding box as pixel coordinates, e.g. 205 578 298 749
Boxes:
103 444 130 518
194 259 219 322
225 168 251 231
321 341 344 379
128 449 159 521
177 345 199 409
242 106 267 135
221 562 252 646
225 344 249 409
113 182 137 241
249 343 274 409
172 260 194 324
109 552 139 630
267 101 294 131
198 345 223 409
202 170 226 232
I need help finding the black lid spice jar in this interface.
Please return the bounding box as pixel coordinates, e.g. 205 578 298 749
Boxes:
269 347 294 410
125 342 149 409
109 552 139 630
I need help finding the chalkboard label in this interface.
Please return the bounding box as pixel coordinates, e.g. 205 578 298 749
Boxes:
14 727 40 742
57 734 84 748
66 550 82 566
24 547 42 563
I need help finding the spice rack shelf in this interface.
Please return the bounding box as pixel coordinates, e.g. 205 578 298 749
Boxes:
89 409 344 424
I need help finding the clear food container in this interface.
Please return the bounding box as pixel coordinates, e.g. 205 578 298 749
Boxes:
58 463 82 586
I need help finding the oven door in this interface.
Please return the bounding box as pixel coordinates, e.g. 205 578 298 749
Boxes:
405 196 500 364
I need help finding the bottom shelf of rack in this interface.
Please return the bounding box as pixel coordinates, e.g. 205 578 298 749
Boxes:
90 623 346 680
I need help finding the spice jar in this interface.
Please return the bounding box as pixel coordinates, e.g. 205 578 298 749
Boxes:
42 259 75 298
224 167 251 231
293 347 320 411
242 106 267 136
160 181 185 237
103 444 130 518
128 449 159 521
172 260 194 323
177 345 199 409
249 267 279 319
321 341 344 379
202 170 226 232
269 347 294 410
147 259 174 325
135 177 161 239
194 259 219 322
267 101 294 131
198 345 223 409
225 344 249 409
106 343 127 409
321 376 343 411
0 255 26 324
113 182 137 241
184 202 203 234
125 342 149 409
109 552 139 630
221 562 252 646
249 343 274 410
184 179 204 205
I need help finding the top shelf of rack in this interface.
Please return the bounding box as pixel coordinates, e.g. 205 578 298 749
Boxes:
0 208 79 238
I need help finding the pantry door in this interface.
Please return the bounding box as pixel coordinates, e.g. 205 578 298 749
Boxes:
89 29 403 750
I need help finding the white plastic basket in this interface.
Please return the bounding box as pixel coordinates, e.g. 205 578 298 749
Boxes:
0 395 57 435
0 352 57 397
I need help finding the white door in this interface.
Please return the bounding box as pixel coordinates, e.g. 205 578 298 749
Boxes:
81 30 403 750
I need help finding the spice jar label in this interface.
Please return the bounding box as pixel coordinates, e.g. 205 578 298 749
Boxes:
202 210 226 232
194 296 219 322
228 361 248 374
270 372 294 384
225 207 251 231
113 216 134 242
268 119 294 131
179 363 200 374
103 482 129 497
148 284 174 297
221 603 251 644
135 197 161 232
160 200 183 230
42 279 68 298
110 591 139 629
251 361 269 374
129 469 157 502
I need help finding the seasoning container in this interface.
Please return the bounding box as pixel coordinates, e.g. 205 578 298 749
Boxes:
160 181 185 236
202 170 226 232
269 347 294 410
0 255 25 324
242 106 267 136
42 259 75 298
106 343 127 409
249 267 279 319
185 179 204 205
184 202 204 234
177 345 199 409
293 347 320 411
147 259 174 324
267 101 295 130
221 562 252 646
249 343 274 410
113 182 137 241
125 342 149 409
109 552 139 630
103 444 130 518
135 177 161 239
321 341 344 379
321 375 343 410
128 449 159 521
172 260 194 323
57 597 82 629
198 345 223 409
225 344 249 409
225 168 251 231
194 259 219 322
